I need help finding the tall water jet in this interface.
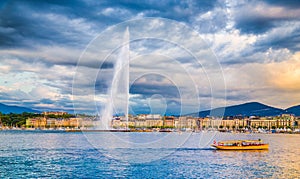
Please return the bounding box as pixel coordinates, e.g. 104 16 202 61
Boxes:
100 27 130 129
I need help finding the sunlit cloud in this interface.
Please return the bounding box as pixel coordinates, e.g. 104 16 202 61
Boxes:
267 52 300 91
0 0 299 114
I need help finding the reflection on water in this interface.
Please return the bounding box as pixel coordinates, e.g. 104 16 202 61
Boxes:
0 131 299 178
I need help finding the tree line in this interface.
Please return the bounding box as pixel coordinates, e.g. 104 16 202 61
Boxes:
0 112 75 127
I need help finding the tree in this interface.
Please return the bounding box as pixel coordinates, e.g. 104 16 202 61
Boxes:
0 112 42 127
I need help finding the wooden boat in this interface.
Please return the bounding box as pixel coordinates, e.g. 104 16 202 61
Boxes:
211 139 269 150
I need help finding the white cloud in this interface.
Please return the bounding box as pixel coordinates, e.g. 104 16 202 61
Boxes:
0 1 299 114
41 12 97 39
234 1 300 21
222 51 300 108
100 7 133 21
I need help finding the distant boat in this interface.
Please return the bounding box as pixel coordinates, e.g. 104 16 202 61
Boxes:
211 139 269 150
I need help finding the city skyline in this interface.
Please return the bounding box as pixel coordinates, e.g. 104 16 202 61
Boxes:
0 0 300 115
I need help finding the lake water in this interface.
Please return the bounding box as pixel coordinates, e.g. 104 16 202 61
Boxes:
0 131 299 178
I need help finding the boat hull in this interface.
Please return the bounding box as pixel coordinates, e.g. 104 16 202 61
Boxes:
211 144 269 150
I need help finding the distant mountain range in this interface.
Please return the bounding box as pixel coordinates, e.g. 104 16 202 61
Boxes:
0 103 40 114
285 105 300 116
0 102 299 117
189 102 300 117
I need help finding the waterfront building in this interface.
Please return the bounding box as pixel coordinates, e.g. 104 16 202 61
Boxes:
42 111 68 116
136 114 162 120
248 114 297 129
26 117 47 128
46 118 56 128
24 113 300 131
112 116 135 128
145 119 163 128
163 116 175 127
134 119 147 128
26 117 94 129
175 117 197 130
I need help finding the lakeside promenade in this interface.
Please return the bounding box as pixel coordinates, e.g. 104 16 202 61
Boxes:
1 112 300 133
1 125 300 134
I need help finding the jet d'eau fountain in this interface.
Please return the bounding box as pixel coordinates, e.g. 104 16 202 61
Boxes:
99 27 130 130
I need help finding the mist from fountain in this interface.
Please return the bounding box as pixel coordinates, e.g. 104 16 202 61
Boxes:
100 27 129 129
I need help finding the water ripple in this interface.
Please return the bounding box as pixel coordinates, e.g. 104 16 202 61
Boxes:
0 131 299 178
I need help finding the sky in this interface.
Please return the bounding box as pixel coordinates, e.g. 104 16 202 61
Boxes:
0 0 300 115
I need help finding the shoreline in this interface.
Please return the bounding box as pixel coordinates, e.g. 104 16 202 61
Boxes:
1 128 300 134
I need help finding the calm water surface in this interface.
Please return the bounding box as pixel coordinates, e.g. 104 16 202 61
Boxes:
0 131 299 178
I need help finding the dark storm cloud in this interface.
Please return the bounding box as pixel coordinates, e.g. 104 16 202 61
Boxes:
130 83 180 98
256 26 300 52
130 104 181 116
0 0 220 57
58 60 114 69
130 97 182 115
22 98 75 112
233 1 300 35
1 0 299 114
113 0 217 20
0 0 220 71
94 80 109 94
270 34 300 51
225 89 252 101
0 2 50 48
40 98 55 104
0 91 67 111
0 0 219 49
223 0 300 65
0 0 98 49
234 16 275 34
263 0 300 9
